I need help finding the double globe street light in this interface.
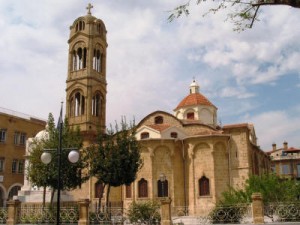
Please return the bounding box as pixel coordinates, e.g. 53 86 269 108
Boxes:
40 103 80 225
41 149 79 165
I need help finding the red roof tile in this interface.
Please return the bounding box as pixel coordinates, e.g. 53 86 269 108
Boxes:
175 93 216 110
147 124 171 132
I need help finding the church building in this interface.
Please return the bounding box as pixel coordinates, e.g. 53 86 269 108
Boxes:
19 4 270 216
124 80 270 215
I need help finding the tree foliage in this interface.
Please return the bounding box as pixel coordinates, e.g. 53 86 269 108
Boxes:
169 0 300 31
127 201 161 224
219 174 300 206
27 113 88 192
86 118 142 204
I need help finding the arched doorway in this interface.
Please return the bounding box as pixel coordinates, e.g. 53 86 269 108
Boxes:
0 188 4 207
8 185 21 200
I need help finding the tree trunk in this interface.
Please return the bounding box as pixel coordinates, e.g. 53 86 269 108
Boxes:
50 189 55 207
43 186 46 208
105 184 111 210
254 0 300 8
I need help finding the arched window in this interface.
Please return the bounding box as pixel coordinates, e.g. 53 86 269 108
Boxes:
92 93 101 116
70 91 85 117
93 49 102 72
154 116 163 124
187 112 195 120
138 178 148 198
75 92 85 116
97 24 102 33
8 186 21 200
95 182 104 198
141 132 149 139
70 97 74 117
72 47 87 71
72 50 77 71
0 187 4 207
76 21 85 32
199 176 210 196
157 179 168 197
254 155 259 175
170 132 178 138
125 184 132 198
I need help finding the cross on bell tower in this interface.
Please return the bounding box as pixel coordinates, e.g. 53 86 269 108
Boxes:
65 5 108 138
86 3 93 15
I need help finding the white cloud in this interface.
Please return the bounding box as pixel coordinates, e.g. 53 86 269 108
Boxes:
0 0 299 149
219 87 255 99
248 110 300 150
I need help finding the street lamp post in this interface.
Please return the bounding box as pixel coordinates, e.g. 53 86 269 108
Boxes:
159 173 166 197
40 106 79 225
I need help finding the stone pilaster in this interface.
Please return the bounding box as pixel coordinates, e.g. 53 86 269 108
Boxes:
252 192 264 224
160 197 172 225
78 199 90 225
6 200 20 225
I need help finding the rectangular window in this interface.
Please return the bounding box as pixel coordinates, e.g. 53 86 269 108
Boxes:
20 133 26 146
297 165 300 178
0 158 4 172
0 129 7 143
281 164 290 175
18 160 24 174
14 132 26 146
12 160 18 174
14 132 20 145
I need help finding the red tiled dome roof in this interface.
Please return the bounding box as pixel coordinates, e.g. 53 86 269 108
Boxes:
175 93 216 110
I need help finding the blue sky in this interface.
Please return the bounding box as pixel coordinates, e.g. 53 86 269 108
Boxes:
0 0 299 151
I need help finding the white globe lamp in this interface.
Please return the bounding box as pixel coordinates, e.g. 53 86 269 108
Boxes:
41 152 52 165
68 150 80 163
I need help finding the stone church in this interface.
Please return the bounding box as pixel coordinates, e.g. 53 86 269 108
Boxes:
20 5 270 216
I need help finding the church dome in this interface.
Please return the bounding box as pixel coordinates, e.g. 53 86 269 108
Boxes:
175 93 215 110
35 125 49 140
174 79 218 126
69 3 107 41
175 80 216 110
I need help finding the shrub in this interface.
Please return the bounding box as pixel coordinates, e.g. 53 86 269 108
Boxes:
127 200 161 224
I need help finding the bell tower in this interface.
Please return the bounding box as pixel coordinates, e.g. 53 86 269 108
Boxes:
66 4 107 137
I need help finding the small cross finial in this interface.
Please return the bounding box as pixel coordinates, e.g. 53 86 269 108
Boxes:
86 3 93 15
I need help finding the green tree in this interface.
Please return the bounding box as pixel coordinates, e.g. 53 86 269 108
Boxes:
27 113 88 205
219 174 300 205
169 0 300 31
86 118 142 208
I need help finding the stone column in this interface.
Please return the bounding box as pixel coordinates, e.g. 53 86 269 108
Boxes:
6 200 20 225
160 197 172 225
252 192 264 224
78 199 90 225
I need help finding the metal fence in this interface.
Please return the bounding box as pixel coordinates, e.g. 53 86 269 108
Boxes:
264 202 300 223
17 204 79 224
207 204 252 224
89 207 125 225
172 204 252 224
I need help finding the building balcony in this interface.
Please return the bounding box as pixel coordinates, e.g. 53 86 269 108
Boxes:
271 154 300 161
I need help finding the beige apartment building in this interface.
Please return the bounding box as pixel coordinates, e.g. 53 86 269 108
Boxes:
0 108 45 206
268 142 300 180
